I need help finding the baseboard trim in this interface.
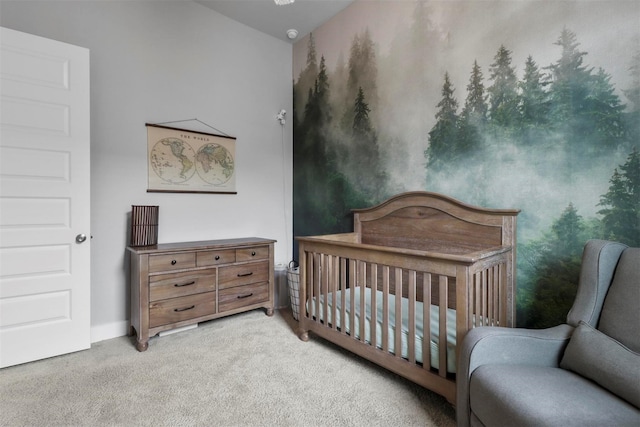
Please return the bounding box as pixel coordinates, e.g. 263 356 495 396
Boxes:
91 320 129 343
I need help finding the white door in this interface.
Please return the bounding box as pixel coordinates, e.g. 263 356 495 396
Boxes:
0 27 91 368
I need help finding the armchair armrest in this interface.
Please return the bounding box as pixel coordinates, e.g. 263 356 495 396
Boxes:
456 324 574 427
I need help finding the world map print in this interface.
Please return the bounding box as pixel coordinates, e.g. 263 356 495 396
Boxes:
147 125 236 193
150 138 196 184
195 143 235 185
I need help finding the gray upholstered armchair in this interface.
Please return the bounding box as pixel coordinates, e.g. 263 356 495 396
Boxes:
457 240 640 427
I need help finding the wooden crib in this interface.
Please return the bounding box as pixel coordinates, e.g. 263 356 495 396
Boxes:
296 192 519 403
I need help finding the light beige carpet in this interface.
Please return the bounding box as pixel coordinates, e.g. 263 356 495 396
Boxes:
0 309 456 427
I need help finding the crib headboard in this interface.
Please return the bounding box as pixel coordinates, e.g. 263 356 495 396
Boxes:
352 192 520 254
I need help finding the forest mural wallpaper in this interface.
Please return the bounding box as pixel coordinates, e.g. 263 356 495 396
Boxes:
292 0 640 328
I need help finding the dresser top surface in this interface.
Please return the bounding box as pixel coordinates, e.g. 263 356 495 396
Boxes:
127 237 276 255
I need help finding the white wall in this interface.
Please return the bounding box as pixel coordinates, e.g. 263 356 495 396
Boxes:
1 0 293 341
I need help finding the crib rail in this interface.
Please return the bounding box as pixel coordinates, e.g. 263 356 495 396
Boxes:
297 236 513 402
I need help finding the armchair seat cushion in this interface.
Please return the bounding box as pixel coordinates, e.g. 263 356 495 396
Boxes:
470 365 640 427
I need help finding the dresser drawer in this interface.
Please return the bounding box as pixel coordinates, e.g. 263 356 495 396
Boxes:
196 249 236 267
218 260 269 290
149 252 196 273
149 291 216 328
236 246 269 262
149 269 216 302
219 282 269 312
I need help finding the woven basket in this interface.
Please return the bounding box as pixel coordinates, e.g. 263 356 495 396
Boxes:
287 262 300 320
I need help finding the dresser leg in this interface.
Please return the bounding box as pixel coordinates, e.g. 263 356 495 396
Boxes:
266 307 274 317
136 339 149 352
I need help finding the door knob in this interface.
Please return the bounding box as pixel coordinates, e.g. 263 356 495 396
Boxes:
75 234 87 243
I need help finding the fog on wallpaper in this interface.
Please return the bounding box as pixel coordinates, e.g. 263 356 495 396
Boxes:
292 0 639 328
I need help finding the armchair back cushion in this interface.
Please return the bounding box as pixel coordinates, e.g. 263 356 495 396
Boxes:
598 247 640 352
567 240 628 327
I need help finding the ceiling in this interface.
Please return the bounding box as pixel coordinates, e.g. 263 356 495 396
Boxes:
195 0 354 43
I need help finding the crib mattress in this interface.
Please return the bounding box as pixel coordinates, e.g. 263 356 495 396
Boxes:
310 287 457 373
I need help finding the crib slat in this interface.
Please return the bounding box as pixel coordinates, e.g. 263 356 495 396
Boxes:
370 264 378 349
308 253 313 321
382 266 389 353
340 257 347 335
314 253 321 325
322 254 329 327
467 272 474 330
487 266 495 326
395 268 402 358
478 269 484 326
474 271 482 327
500 262 508 325
330 255 338 330
298 252 313 317
492 265 499 326
358 260 366 342
423 274 432 371
349 259 356 338
438 275 448 378
408 270 416 364
482 269 488 326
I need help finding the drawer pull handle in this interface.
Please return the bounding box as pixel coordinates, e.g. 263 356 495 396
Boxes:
171 260 177 265
237 293 253 299
237 272 253 277
251 251 256 256
174 281 196 287
215 255 220 260
174 305 195 312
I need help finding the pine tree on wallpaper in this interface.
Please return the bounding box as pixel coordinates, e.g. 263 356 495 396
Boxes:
462 61 488 122
488 45 519 128
522 203 584 328
518 55 550 136
598 148 640 246
344 29 379 129
546 29 627 159
425 72 459 178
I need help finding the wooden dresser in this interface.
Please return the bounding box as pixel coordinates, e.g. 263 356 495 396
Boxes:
128 237 276 351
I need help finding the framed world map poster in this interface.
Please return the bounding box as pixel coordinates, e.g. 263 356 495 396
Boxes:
146 124 237 194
